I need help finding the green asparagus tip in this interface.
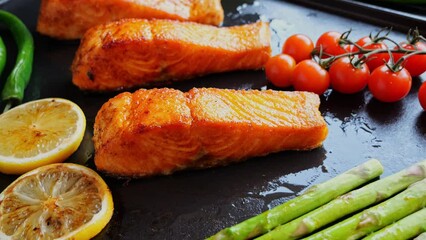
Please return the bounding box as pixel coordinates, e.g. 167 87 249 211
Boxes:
352 159 383 180
406 161 426 178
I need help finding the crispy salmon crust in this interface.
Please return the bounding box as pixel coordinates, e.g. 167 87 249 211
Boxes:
93 88 328 177
71 19 271 91
37 0 224 39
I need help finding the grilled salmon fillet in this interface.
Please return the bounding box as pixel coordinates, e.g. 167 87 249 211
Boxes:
71 19 271 91
94 88 328 177
37 0 224 39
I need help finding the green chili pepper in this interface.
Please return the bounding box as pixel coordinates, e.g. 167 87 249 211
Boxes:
0 10 34 112
0 36 6 77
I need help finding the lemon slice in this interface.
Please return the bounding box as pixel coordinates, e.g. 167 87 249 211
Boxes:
0 163 114 239
0 98 86 174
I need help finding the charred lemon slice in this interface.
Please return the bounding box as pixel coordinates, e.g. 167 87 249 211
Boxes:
0 163 114 239
0 98 86 174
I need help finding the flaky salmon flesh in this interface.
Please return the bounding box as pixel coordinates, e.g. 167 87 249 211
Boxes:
71 19 271 91
94 88 328 177
37 0 224 39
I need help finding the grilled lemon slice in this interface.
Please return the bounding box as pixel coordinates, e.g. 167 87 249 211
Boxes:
0 163 113 239
0 98 86 174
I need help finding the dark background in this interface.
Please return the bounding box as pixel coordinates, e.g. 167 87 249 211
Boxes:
0 0 425 239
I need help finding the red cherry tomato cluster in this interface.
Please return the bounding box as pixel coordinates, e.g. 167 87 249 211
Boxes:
264 30 426 110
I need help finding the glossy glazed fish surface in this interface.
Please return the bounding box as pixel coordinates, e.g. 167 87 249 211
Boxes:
93 88 328 177
71 19 271 91
37 0 224 39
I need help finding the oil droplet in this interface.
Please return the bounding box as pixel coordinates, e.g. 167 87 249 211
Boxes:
259 185 294 197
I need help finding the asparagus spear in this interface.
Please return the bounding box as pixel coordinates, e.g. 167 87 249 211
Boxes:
304 178 426 240
415 232 426 240
363 207 426 240
257 160 426 240
207 159 384 240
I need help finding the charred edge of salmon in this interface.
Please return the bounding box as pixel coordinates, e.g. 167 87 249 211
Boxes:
93 88 328 178
71 19 271 92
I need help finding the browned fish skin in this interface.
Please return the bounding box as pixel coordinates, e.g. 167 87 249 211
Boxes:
71 19 271 91
94 88 328 177
37 0 224 39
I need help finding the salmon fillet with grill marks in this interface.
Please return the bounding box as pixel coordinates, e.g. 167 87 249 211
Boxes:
37 0 224 39
71 19 271 91
93 88 328 177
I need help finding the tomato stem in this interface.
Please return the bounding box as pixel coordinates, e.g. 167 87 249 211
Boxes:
406 28 424 45
394 50 426 70
310 27 426 74
312 27 425 59
313 44 425 69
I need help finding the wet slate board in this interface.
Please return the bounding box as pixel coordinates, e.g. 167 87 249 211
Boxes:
0 1 425 239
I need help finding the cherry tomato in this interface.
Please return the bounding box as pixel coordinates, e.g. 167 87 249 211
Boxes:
368 65 412 102
264 54 296 88
354 36 372 50
282 34 314 63
292 59 330 95
393 41 426 77
419 82 426 110
343 44 356 53
329 57 370 94
315 31 347 57
356 37 390 71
